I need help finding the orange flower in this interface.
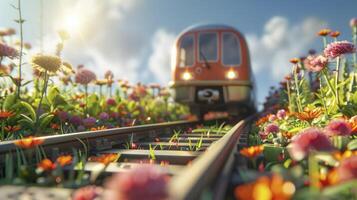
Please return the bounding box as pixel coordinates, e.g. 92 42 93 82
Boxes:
234 174 295 200
90 126 107 131
14 136 44 149
294 107 322 122
0 110 14 120
4 125 21 132
349 116 357 133
332 150 357 161
88 153 118 165
289 58 299 64
282 131 294 139
320 168 339 187
56 155 73 166
255 115 272 126
240 145 264 158
329 31 340 38
318 29 331 36
38 159 56 171
51 123 60 129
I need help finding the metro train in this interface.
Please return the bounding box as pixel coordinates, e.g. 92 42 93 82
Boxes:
170 24 256 118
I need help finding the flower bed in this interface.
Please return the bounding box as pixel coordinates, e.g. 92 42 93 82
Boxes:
230 18 357 200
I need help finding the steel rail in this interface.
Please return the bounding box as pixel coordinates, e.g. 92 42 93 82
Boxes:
168 115 253 200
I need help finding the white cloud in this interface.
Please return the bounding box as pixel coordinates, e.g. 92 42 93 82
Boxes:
247 16 327 80
148 29 176 84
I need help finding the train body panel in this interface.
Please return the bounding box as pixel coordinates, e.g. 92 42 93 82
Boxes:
170 24 256 117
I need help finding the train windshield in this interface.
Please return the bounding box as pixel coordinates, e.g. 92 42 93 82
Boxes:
179 35 194 67
199 32 218 62
222 32 241 66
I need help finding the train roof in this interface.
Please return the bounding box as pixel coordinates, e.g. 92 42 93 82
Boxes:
177 24 241 40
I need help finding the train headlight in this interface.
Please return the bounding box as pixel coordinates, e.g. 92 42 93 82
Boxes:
226 70 237 79
182 71 192 80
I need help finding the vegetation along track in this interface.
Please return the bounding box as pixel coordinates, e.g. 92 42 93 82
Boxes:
0 115 254 200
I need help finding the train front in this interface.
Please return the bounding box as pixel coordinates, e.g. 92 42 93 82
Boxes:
170 24 256 117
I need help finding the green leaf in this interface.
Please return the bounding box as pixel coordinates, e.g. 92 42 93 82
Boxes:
347 139 357 150
18 101 36 121
47 86 60 105
39 114 54 129
3 94 17 110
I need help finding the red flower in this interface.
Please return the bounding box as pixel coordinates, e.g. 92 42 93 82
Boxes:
56 155 73 167
0 110 14 120
324 41 356 59
336 156 357 183
325 119 352 136
288 128 334 161
38 159 56 171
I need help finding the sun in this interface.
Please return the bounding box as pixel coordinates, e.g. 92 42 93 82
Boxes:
60 13 83 36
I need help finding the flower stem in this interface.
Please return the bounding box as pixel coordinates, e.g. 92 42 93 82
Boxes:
322 69 337 99
16 0 24 99
322 37 327 49
84 84 88 116
293 65 302 112
35 70 48 134
318 74 328 115
335 57 341 106
286 81 293 112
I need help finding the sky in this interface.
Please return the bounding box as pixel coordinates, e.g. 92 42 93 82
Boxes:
0 0 356 107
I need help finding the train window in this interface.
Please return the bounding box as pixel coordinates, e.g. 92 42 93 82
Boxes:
179 35 194 67
222 32 241 66
199 32 218 61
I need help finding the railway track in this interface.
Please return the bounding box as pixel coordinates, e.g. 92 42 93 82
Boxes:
0 116 253 200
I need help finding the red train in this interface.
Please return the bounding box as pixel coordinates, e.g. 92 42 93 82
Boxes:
170 24 256 117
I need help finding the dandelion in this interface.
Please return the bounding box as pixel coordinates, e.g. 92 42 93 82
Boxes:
304 55 328 72
37 159 56 171
0 42 18 59
72 186 101 200
56 155 73 167
104 165 169 200
234 174 295 200
288 128 334 161
325 119 352 136
240 145 264 158
14 136 44 149
324 41 356 59
31 54 62 74
336 156 357 183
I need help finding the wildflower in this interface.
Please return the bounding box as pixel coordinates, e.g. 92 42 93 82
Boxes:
265 123 279 134
318 29 331 36
99 112 109 121
75 68 96 85
72 186 101 200
0 42 18 59
259 131 269 140
106 98 116 106
288 128 334 161
350 18 357 27
329 31 340 38
289 58 299 64
56 155 73 166
294 107 322 122
276 109 287 120
282 131 294 139
70 115 82 126
304 55 328 72
95 79 108 86
0 110 14 120
37 159 56 171
31 54 62 74
240 145 264 158
4 125 21 133
88 153 117 165
336 156 357 183
324 41 356 59
325 119 352 136
104 165 169 200
104 70 114 80
234 174 295 200
15 136 44 149
83 117 97 128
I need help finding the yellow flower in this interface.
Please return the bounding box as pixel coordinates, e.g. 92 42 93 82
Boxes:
62 61 75 75
31 54 62 74
240 145 264 159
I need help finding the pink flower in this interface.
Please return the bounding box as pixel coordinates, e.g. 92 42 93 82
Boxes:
288 128 334 160
276 109 287 120
75 68 96 85
259 131 269 140
337 156 357 183
106 98 116 106
304 55 328 72
99 112 109 121
72 186 101 200
104 165 169 200
324 41 356 59
325 119 352 136
264 123 279 134
350 18 357 27
0 42 18 59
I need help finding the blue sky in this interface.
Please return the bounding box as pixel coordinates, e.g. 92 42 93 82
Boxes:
1 0 356 106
